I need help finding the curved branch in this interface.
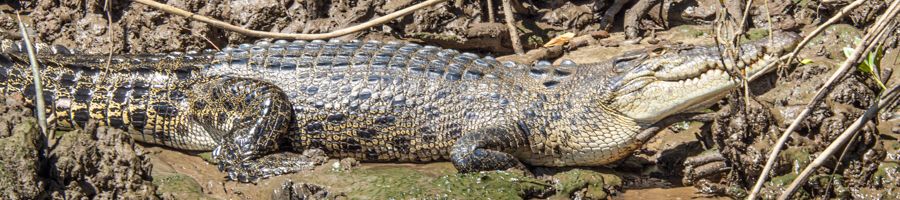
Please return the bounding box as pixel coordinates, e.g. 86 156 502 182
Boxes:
132 0 448 40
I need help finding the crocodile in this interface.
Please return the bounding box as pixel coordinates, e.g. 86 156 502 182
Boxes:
0 33 799 182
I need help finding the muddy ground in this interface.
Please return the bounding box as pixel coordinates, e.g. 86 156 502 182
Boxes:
1 0 899 199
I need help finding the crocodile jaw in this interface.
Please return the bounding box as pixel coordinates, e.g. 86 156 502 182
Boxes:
609 32 799 125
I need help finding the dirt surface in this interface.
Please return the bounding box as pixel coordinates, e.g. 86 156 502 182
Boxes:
0 94 159 199
2 0 899 199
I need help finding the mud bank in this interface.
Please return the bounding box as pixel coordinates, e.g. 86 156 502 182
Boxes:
1 0 899 199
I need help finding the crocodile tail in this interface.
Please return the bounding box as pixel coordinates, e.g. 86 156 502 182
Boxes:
0 44 210 133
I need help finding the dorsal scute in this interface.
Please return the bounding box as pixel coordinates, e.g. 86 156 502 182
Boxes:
2 40 75 55
213 39 589 87
521 59 579 88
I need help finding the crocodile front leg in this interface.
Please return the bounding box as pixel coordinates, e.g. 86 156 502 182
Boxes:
188 77 296 182
450 126 529 173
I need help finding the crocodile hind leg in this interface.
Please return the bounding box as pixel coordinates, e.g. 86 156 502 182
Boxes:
188 77 301 182
450 126 529 173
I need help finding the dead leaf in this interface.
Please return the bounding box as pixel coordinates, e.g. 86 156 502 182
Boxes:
543 32 576 48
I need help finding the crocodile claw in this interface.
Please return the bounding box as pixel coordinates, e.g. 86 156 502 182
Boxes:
213 144 261 182
213 144 329 182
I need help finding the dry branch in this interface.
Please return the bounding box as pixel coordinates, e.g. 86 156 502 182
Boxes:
132 0 448 40
501 0 524 54
486 0 495 22
15 12 48 138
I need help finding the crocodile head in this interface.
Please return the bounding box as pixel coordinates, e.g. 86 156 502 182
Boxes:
607 32 800 125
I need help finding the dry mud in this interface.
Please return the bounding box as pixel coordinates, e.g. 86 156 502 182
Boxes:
1 0 899 199
0 94 159 199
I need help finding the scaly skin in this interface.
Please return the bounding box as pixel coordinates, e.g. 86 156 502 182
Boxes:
0 33 798 182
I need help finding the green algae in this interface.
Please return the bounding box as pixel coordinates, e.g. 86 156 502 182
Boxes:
317 166 551 199
153 173 211 199
745 28 771 41
781 148 811 173
263 161 628 200
769 173 797 187
670 25 712 38
550 169 621 200
873 162 899 186
197 152 215 163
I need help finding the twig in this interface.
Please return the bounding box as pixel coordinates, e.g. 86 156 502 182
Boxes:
15 12 49 137
779 85 900 200
486 0 495 22
177 24 221 51
103 0 114 80
199 34 221 51
748 0 900 198
737 0 753 33
764 0 774 50
734 0 754 107
501 0 524 54
132 0 449 40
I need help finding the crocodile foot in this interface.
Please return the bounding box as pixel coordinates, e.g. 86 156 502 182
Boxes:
450 126 530 173
214 146 328 182
681 150 729 185
191 77 297 182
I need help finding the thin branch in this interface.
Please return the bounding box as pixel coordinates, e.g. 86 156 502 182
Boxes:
501 0 524 54
737 0 753 33
103 0 114 81
15 12 49 138
748 0 900 198
733 0 755 112
177 24 221 51
132 0 449 40
486 0 495 22
779 85 900 200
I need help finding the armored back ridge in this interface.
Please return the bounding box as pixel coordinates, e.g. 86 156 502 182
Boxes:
0 33 799 182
